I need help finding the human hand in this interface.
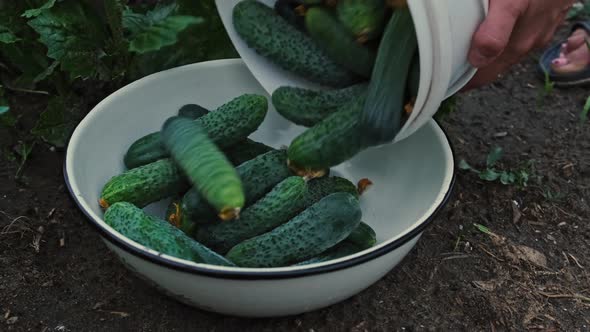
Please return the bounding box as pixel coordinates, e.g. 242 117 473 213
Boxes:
462 0 576 90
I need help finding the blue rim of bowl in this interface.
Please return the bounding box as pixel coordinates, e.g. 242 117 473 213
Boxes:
63 123 455 280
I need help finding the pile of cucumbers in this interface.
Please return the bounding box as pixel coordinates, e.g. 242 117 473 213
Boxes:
99 94 377 268
234 0 420 171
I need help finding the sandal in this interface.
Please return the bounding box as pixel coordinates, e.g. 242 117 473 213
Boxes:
537 21 590 86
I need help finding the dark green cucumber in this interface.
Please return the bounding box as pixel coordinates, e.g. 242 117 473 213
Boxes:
104 202 234 266
293 241 362 266
360 7 417 145
162 117 245 220
407 55 420 101
226 192 362 267
182 149 292 222
99 159 188 209
305 7 376 78
346 221 376 249
196 176 307 254
124 94 268 169
233 0 358 88
287 96 366 172
165 195 198 236
224 139 275 166
303 175 358 207
178 104 209 119
336 0 386 42
272 83 368 127
274 0 307 32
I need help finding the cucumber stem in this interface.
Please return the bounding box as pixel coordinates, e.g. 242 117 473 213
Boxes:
287 159 327 180
99 198 110 209
219 207 241 221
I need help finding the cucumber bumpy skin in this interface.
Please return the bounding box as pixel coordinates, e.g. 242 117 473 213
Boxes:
124 94 268 169
161 117 245 221
293 241 362 266
303 175 359 207
225 192 362 268
305 7 376 78
99 158 188 209
233 0 359 88
178 104 209 119
104 202 235 266
196 176 307 254
272 83 367 127
181 149 292 223
224 139 275 166
287 96 366 174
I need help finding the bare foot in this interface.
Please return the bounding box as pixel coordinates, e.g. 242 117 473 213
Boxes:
551 28 590 74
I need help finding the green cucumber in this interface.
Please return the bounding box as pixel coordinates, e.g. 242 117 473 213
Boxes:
182 149 292 222
161 117 245 220
104 202 234 266
272 83 367 127
360 7 417 145
287 96 366 172
165 195 198 236
99 159 188 209
226 192 362 267
293 241 362 265
124 94 268 169
274 0 307 32
233 0 358 88
346 221 376 249
304 175 358 207
407 54 420 100
305 7 376 78
178 104 209 119
336 0 386 42
196 176 307 254
224 139 275 166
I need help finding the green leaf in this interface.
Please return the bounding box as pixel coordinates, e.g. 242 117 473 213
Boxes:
22 0 58 18
479 169 500 182
0 106 9 115
581 95 590 124
27 2 108 79
0 25 21 44
486 147 503 167
473 223 491 235
31 97 76 147
499 171 515 185
129 15 203 54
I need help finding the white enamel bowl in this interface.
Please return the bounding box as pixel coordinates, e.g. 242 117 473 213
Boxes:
215 0 488 143
64 59 455 318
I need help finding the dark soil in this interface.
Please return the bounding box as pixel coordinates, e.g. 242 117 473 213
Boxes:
1 27 589 331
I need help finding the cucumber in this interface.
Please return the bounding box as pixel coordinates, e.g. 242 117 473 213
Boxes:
346 221 376 249
272 83 367 127
178 104 209 119
336 0 386 42
293 242 362 265
407 54 420 100
224 139 275 166
360 7 417 146
124 94 268 169
165 195 198 236
304 175 358 207
305 7 376 78
161 117 245 221
274 0 307 32
287 96 366 173
233 0 358 88
226 192 362 267
104 202 235 266
294 221 376 265
182 149 292 222
99 159 188 209
196 176 307 254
